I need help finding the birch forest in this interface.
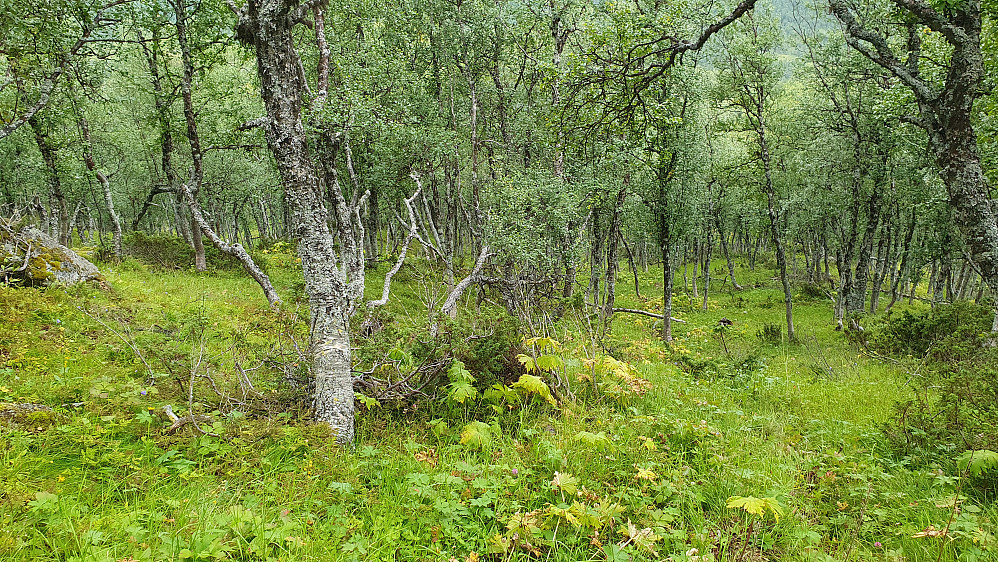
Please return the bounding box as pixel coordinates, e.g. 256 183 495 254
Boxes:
3 0 998 559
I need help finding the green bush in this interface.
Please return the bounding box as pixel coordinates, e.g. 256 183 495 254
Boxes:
797 281 829 302
870 302 998 462
868 300 993 356
120 232 244 271
756 322 782 344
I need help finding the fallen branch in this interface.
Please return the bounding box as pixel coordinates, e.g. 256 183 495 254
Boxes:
612 308 687 324
161 404 212 434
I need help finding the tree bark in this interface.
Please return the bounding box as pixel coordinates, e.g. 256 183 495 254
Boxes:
28 115 70 246
78 117 122 257
717 210 743 290
602 188 626 330
886 209 917 313
235 0 355 444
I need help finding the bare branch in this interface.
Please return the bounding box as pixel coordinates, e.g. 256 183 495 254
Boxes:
239 117 270 130
440 244 492 320
368 183 422 308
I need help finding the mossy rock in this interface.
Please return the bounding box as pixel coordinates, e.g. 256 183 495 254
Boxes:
0 403 58 429
1 227 106 287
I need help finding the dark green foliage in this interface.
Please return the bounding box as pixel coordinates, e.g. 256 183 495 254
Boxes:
870 303 998 464
118 232 243 271
797 282 828 301
868 301 993 355
757 322 782 344
415 309 525 389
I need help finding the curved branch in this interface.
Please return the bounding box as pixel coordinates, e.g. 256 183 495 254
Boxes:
367 185 421 309
829 0 937 102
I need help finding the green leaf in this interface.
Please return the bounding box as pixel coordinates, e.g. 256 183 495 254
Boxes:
957 450 998 477
726 495 784 521
460 421 493 449
535 354 564 371
354 392 379 409
551 471 578 496
447 360 475 383
28 491 59 513
483 383 517 406
387 346 414 369
574 430 611 448
516 354 537 373
446 380 478 404
512 373 557 406
524 336 561 352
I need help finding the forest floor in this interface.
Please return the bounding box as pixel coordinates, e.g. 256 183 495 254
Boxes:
0 246 993 562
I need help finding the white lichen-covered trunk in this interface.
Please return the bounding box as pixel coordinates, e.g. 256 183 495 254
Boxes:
235 0 356 444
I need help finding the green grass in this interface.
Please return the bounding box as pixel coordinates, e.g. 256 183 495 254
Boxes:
1 249 994 562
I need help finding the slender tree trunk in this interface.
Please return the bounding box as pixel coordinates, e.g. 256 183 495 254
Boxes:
78 117 122 257
691 244 699 298
661 240 673 342
750 234 761 271
849 187 881 312
702 221 713 311
886 213 916 313
28 115 70 246
602 188 626 330
758 118 795 341
588 210 603 309
621 232 641 297
655 161 674 342
174 0 277 302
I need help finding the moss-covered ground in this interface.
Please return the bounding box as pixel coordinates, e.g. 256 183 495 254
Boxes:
1 247 993 562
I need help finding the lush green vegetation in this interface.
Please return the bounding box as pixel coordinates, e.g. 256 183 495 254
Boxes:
2 248 995 562
4 0 998 558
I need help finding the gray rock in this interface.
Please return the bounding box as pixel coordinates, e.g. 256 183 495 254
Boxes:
1 226 105 286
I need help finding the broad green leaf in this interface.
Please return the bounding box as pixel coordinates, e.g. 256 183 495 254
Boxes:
551 471 578 496
574 430 611 448
535 354 564 371
460 421 492 449
354 392 379 409
524 336 561 352
447 360 475 383
957 450 998 476
512 373 557 406
516 354 537 373
447 380 478 404
726 495 784 521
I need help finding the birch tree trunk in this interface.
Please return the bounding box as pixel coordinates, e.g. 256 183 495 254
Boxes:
173 0 277 304
78 117 122 257
234 0 354 445
28 115 70 247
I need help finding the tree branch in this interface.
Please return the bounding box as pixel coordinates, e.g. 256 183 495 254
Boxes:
829 0 938 102
368 184 421 308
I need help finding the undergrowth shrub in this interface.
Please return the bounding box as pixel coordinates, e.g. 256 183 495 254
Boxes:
118 232 245 271
869 302 998 464
756 322 782 344
797 281 828 301
352 307 526 419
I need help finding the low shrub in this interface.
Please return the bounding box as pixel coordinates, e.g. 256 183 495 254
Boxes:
756 322 782 344
120 232 244 271
870 302 998 464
